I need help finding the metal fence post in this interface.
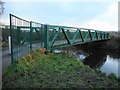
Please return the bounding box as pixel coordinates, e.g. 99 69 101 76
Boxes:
30 21 32 51
41 24 44 47
44 25 49 50
8 36 11 54
9 14 14 64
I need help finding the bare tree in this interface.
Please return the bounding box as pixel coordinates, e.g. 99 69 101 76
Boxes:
0 0 4 16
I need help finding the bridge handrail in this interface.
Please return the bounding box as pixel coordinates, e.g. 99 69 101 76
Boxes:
10 14 30 23
80 28 108 34
46 24 108 34
46 24 79 29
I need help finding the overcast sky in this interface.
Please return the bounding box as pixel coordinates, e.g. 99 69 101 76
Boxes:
1 0 118 31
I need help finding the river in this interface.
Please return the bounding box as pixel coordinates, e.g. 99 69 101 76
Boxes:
60 43 120 77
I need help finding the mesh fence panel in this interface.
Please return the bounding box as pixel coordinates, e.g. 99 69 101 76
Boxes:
31 22 44 50
10 14 30 62
10 14 44 62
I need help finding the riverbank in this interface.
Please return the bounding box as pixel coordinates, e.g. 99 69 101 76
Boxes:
2 48 119 88
72 35 120 55
100 35 120 50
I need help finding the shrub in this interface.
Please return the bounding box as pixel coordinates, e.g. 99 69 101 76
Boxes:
108 73 117 80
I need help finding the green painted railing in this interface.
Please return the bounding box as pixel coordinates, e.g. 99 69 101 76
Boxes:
44 25 110 50
10 14 110 63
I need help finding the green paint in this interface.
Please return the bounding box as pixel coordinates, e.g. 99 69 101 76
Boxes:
44 25 49 50
49 28 61 47
9 14 110 62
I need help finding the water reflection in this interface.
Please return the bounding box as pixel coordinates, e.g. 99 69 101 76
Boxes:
75 49 106 68
74 47 120 77
107 51 120 60
63 45 120 77
100 55 119 76
83 53 107 69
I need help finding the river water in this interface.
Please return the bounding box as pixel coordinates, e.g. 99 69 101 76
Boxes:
60 44 120 77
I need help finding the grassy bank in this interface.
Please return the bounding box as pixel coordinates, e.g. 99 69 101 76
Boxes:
2 49 119 88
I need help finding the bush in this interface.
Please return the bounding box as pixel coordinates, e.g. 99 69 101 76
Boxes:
108 73 117 80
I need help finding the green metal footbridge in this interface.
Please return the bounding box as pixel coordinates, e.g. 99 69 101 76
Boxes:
9 14 110 63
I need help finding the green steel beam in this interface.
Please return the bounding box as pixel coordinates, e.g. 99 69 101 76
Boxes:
49 28 61 47
49 29 57 40
91 32 96 41
84 32 89 42
46 24 78 29
71 29 79 45
98 32 101 40
94 32 96 40
66 30 72 39
62 28 71 45
100 32 102 40
44 25 49 50
79 29 84 42
95 31 98 40
17 26 41 29
41 24 44 46
88 30 92 41
103 32 105 39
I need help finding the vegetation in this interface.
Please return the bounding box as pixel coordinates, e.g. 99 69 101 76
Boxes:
2 41 8 47
105 36 120 50
2 48 119 88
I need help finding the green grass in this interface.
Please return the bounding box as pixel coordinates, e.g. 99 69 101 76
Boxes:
2 50 119 88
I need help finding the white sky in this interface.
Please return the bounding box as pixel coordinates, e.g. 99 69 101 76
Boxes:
0 0 119 31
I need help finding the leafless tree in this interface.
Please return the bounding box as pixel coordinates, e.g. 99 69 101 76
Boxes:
0 0 4 16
